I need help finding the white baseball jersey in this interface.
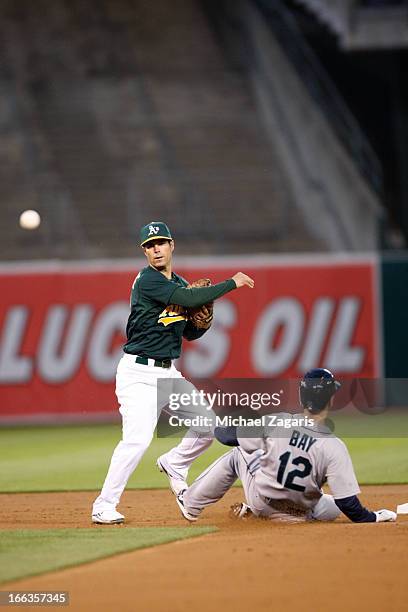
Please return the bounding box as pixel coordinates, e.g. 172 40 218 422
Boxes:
237 413 360 510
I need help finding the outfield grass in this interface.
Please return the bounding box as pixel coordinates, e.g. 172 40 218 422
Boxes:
0 425 228 492
345 438 408 484
0 527 215 584
0 425 407 492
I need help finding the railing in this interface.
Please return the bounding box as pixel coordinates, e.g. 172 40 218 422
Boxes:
254 0 383 195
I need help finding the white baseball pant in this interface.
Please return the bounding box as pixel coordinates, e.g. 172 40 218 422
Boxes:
93 353 214 514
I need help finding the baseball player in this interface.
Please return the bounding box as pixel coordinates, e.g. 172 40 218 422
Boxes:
175 368 397 524
92 221 254 524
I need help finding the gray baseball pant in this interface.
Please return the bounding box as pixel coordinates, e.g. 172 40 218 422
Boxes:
183 447 340 522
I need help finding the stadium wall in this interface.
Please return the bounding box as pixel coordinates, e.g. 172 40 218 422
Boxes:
381 255 408 405
0 254 381 423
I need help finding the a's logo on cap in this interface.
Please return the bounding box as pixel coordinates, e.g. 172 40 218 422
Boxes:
148 225 160 236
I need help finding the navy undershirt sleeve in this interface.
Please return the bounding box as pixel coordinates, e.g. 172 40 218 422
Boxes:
335 495 376 522
214 426 239 447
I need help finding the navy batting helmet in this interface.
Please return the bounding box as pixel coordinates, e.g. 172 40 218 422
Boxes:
299 368 341 414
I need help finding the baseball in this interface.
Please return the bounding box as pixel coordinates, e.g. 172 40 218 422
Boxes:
19 209 41 230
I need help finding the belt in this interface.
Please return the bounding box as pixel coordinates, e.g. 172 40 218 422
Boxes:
135 356 172 369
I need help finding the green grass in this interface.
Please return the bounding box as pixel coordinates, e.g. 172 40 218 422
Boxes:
0 527 215 585
0 424 407 492
0 425 227 492
344 438 408 484
330 409 408 438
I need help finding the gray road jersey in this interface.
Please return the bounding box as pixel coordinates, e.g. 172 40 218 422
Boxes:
237 413 360 511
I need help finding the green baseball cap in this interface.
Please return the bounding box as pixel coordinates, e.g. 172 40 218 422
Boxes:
140 221 173 246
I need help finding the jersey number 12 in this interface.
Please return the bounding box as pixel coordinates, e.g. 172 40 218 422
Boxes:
277 451 312 492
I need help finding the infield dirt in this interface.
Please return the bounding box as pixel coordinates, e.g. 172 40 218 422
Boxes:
1 486 407 612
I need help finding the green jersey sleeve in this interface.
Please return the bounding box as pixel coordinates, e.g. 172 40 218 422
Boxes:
183 321 207 341
138 268 182 305
169 279 236 308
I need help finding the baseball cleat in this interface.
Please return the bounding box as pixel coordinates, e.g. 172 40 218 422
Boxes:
229 502 253 519
176 492 199 522
92 510 125 524
156 456 188 496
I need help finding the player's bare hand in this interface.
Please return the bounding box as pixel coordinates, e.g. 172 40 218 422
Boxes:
232 272 255 289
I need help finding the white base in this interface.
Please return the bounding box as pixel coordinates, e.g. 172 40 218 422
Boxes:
396 502 408 514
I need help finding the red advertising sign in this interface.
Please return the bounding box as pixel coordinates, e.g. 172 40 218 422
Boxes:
0 257 381 421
